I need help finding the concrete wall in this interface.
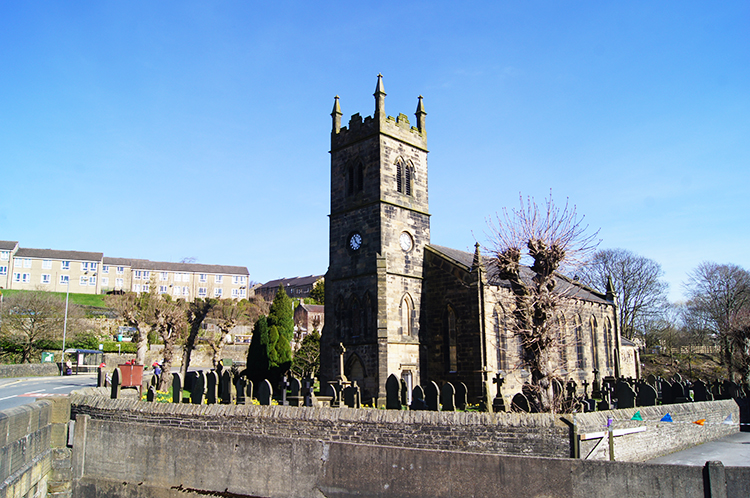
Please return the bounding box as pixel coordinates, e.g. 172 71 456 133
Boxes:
0 363 60 379
70 413 750 498
0 397 70 498
576 400 739 461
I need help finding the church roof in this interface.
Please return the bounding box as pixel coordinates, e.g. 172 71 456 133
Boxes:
427 244 611 305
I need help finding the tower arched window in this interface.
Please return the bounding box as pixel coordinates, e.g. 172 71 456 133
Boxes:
446 306 457 373
350 296 361 340
494 308 507 371
590 316 599 371
574 315 585 370
399 294 414 336
404 165 412 196
395 158 414 196
396 160 403 193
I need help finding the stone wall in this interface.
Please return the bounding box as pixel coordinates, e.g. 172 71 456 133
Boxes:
70 412 750 498
575 400 739 462
0 397 71 498
69 393 572 458
0 363 60 378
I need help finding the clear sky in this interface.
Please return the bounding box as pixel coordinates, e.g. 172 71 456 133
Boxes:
1 2 748 302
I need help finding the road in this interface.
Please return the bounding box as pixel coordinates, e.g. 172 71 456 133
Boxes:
0 374 97 411
646 431 750 467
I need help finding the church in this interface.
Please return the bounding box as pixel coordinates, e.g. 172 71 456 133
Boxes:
320 75 638 407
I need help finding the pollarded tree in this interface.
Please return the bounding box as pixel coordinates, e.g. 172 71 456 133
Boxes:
151 294 187 391
578 248 669 340
487 192 599 412
106 286 156 365
180 297 219 378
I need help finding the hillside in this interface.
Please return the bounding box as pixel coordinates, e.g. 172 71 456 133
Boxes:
640 352 726 382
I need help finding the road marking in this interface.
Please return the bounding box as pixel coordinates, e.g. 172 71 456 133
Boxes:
18 393 66 397
0 395 17 401
52 386 70 390
23 390 45 395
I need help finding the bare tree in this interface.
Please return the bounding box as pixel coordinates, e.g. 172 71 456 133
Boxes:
180 297 218 378
578 248 669 340
106 290 154 365
487 192 599 412
684 262 750 381
0 291 75 363
152 295 187 390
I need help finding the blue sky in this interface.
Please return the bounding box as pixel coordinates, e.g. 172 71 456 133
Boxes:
1 2 748 302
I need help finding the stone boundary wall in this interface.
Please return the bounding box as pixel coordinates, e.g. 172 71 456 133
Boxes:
71 414 750 498
69 392 571 458
575 400 739 461
0 363 60 379
0 398 70 498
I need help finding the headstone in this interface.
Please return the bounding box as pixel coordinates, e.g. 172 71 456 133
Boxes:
661 380 676 405
724 381 739 399
236 377 247 405
343 382 361 408
636 383 657 406
455 382 468 411
220 370 236 404
566 379 577 400
582 380 590 398
409 386 427 411
646 374 657 387
441 382 456 411
97 367 106 388
258 379 273 405
582 398 597 412
191 372 205 405
511 393 530 413
110 368 122 399
693 380 710 402
245 380 254 403
184 371 197 393
400 378 408 407
206 371 219 404
424 381 440 411
147 385 156 402
172 373 183 404
492 375 506 412
616 380 636 409
289 377 301 406
591 369 602 399
672 373 682 384
150 373 158 388
302 378 316 407
278 376 290 406
385 374 402 409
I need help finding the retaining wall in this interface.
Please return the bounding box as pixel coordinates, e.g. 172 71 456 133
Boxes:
70 413 750 498
0 363 60 379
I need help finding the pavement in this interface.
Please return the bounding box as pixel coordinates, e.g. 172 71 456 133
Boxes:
647 431 750 467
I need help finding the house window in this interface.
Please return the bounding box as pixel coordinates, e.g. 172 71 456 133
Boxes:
23 259 32 268
89 276 96 286
143 271 150 280
0 251 8 260
214 288 222 297
133 284 141 293
199 274 207 283
159 286 168 294
214 275 223 284
160 272 169 281
0 266 7 276
173 286 181 296
61 261 70 270
81 262 89 271
182 286 189 297
181 273 190 282
101 277 109 286
102 265 109 274
117 266 124 275
115 278 123 288
174 273 182 282
13 273 30 283
134 271 142 280
91 263 97 271
80 276 89 286
142 284 149 293
232 288 239 298
42 260 52 269
239 288 246 298
41 274 51 284
198 287 207 297
232 275 246 285
60 275 70 285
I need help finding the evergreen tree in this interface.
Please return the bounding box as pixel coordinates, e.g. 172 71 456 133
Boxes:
267 285 294 367
246 315 270 383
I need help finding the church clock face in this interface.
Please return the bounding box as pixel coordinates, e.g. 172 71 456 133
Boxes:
349 232 362 251
399 231 413 252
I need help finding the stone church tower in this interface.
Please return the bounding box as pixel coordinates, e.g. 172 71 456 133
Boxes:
321 75 429 404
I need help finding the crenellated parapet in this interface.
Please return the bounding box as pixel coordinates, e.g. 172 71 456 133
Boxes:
331 74 427 152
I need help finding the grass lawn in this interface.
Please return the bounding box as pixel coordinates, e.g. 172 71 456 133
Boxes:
0 289 108 307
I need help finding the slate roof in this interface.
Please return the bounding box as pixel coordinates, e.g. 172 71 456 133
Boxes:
427 244 611 305
103 257 248 275
14 248 104 262
259 275 323 291
0 241 18 251
297 303 324 313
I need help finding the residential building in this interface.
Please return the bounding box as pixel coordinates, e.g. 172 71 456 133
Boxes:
256 275 323 302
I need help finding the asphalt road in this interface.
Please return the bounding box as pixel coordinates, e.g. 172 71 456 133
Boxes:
0 373 96 411
646 431 750 467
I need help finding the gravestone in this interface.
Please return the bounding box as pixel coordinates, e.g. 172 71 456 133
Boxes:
97 367 106 388
410 386 427 411
343 382 361 408
172 373 183 404
675 381 690 403
661 380 676 405
636 383 657 406
191 372 206 405
110 368 122 399
289 377 301 406
616 380 636 409
184 371 197 393
236 377 247 405
492 375 506 412
724 381 739 399
246 380 254 402
386 374 402 409
441 382 456 411
582 380 590 398
150 373 158 388
257 379 273 405
206 371 219 404
646 374 657 387
400 378 408 407
693 380 710 402
591 369 602 399
582 398 597 412
511 393 530 413
278 376 290 406
455 382 468 411
147 385 156 402
220 370 235 404
566 380 577 400
424 381 440 411
302 378 316 407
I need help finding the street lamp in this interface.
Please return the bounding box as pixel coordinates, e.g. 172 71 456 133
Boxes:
61 276 70 375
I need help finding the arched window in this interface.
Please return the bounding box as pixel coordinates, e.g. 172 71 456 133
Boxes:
336 297 345 341
574 315 585 370
395 158 414 196
404 165 412 196
557 314 568 372
350 296 361 339
447 306 457 372
346 165 354 196
363 292 373 338
400 294 413 336
590 316 599 371
604 317 613 370
396 160 403 193
356 162 364 193
494 308 507 371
